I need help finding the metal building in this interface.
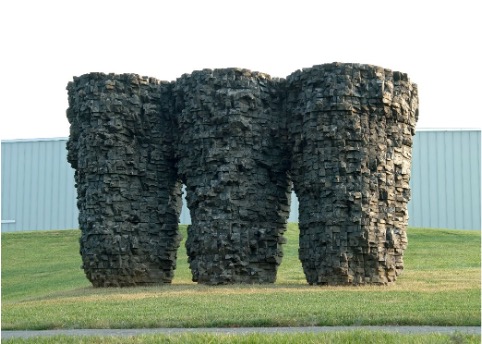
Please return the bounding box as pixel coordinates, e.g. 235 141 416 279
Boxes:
408 129 481 230
1 130 481 232
1 138 79 232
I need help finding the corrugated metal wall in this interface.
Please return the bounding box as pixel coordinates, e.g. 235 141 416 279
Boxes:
408 130 481 230
1 139 78 232
1 130 481 231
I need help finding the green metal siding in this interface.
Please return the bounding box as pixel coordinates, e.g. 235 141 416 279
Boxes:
408 130 481 230
1 130 481 231
180 130 482 230
1 139 78 232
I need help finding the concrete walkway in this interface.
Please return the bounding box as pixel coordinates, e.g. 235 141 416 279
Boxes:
2 326 480 339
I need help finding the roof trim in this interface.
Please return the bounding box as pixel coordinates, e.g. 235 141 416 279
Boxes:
416 128 481 132
1 137 68 143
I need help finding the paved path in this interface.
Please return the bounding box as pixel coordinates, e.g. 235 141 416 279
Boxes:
2 326 480 339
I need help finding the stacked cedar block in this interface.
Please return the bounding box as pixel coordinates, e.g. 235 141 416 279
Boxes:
67 63 418 286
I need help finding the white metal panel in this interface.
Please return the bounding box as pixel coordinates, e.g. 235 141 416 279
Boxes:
1 139 79 232
408 130 481 230
179 186 191 225
287 130 481 230
2 130 481 231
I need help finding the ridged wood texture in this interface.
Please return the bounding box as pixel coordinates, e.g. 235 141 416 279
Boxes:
66 63 418 286
286 63 418 284
67 73 182 287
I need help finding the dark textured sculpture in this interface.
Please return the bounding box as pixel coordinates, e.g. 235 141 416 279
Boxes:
174 69 291 284
66 74 182 287
66 62 418 286
286 64 418 284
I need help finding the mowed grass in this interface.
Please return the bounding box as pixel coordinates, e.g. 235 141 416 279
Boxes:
2 331 481 344
1 224 480 330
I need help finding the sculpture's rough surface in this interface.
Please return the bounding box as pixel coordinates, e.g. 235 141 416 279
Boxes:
286 64 418 284
174 69 291 283
66 63 418 286
67 74 182 287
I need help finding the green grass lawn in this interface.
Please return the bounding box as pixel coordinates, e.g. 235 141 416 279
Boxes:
2 331 481 344
1 224 480 331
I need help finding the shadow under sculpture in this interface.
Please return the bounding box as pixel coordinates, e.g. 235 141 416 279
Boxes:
66 62 418 287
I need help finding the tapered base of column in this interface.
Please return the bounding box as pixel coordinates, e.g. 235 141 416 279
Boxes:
186 221 284 285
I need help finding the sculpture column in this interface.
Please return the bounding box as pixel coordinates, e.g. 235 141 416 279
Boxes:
67 73 182 287
286 63 418 284
174 68 291 284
